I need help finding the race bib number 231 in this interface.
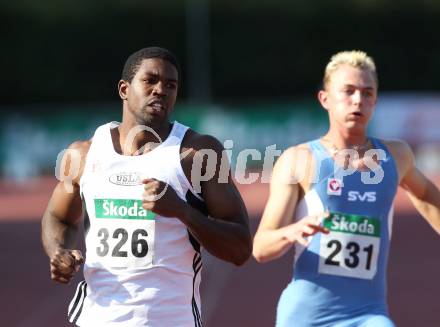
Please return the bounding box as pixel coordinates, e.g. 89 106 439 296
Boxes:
318 212 381 280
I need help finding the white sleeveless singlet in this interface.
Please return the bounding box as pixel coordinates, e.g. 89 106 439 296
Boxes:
68 121 203 327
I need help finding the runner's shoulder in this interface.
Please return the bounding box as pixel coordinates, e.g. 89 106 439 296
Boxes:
68 139 92 150
380 139 415 180
379 138 413 162
59 140 92 184
277 142 314 167
272 142 315 189
181 129 224 155
67 140 92 158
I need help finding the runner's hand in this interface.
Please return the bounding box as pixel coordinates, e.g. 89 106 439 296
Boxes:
142 178 187 218
50 248 84 284
284 212 330 247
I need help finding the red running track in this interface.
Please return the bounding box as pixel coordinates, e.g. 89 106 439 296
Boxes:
1 178 439 326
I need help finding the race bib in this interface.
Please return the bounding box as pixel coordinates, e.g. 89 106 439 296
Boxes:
89 198 156 269
318 212 381 280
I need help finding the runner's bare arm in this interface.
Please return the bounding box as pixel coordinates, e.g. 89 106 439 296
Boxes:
388 140 440 234
253 147 328 263
41 141 90 283
143 133 251 265
181 134 252 265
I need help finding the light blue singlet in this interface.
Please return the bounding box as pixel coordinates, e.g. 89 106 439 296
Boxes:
276 138 398 327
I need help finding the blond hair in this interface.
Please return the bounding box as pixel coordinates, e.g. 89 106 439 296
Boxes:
323 50 378 89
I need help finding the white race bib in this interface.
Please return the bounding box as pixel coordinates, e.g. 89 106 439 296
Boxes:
88 198 156 269
318 212 381 280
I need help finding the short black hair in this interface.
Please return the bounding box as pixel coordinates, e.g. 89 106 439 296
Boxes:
121 47 180 82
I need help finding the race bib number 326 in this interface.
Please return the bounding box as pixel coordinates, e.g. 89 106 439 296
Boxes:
318 212 381 280
89 199 156 269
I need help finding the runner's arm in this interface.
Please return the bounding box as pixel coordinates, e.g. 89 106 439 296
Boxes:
41 141 89 283
395 141 440 234
41 179 83 258
253 147 328 263
178 135 252 265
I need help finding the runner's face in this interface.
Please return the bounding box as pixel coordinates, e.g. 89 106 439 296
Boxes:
122 58 178 126
321 64 377 131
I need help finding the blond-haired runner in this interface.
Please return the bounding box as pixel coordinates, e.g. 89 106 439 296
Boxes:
42 47 251 327
253 50 440 326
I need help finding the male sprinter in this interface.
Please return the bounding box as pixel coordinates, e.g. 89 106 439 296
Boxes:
253 50 440 326
42 47 251 326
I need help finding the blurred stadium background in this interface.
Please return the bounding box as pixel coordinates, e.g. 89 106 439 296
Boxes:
1 1 440 326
